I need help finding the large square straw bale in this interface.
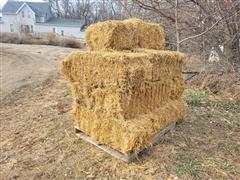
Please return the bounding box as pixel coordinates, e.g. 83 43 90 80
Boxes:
74 98 186 154
85 19 165 51
61 50 186 153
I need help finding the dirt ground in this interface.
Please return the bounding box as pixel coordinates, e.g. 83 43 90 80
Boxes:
0 43 74 99
0 43 239 179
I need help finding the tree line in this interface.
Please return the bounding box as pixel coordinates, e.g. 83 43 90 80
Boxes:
49 0 240 70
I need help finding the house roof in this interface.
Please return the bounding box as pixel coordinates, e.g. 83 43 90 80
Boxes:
27 2 50 17
2 1 49 16
36 17 86 27
2 1 23 14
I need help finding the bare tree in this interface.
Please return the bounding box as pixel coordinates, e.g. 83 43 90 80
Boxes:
49 0 62 17
117 0 240 70
47 0 240 70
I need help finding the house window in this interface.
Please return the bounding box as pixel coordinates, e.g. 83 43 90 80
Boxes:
21 25 24 32
31 25 33 33
22 11 25 18
53 28 56 33
28 11 31 18
25 25 30 33
40 17 45 22
10 24 14 32
61 30 64 36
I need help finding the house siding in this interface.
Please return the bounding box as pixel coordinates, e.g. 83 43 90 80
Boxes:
18 5 36 25
1 14 18 32
0 2 84 39
35 24 84 38
1 5 35 33
17 5 36 32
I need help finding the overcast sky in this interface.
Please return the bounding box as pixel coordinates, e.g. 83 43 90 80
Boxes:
0 0 46 9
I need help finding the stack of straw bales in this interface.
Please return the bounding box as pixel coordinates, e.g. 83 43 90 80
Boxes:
61 19 187 154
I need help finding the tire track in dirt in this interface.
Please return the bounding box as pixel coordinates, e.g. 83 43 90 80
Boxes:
0 43 74 99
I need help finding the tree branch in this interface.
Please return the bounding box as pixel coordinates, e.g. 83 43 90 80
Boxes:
179 8 240 44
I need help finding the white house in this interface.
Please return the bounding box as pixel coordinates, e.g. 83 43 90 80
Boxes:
0 1 85 38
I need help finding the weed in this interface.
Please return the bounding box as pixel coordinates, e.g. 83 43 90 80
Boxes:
199 112 214 119
0 32 83 48
183 89 208 107
184 89 240 114
236 113 240 120
218 142 240 156
60 38 82 48
216 159 239 175
201 156 239 177
176 154 203 178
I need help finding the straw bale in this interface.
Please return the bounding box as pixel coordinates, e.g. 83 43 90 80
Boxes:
74 98 186 154
124 19 165 50
61 50 185 117
61 50 186 153
84 18 165 51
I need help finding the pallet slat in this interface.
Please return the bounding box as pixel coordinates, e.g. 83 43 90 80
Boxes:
75 123 176 163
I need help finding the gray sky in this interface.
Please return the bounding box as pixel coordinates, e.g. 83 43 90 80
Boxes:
0 0 46 9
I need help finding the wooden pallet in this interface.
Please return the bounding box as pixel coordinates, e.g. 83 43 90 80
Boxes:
75 123 176 163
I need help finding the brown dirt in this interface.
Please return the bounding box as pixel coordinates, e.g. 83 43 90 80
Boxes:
0 43 239 179
0 43 74 99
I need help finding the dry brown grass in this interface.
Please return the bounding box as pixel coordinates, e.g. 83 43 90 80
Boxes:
60 37 82 48
184 55 240 102
43 32 58 45
190 72 240 102
0 32 83 48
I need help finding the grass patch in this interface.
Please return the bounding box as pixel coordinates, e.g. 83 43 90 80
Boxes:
218 142 240 156
184 89 208 106
184 89 240 114
176 154 203 178
217 160 238 174
235 112 240 119
202 157 239 176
